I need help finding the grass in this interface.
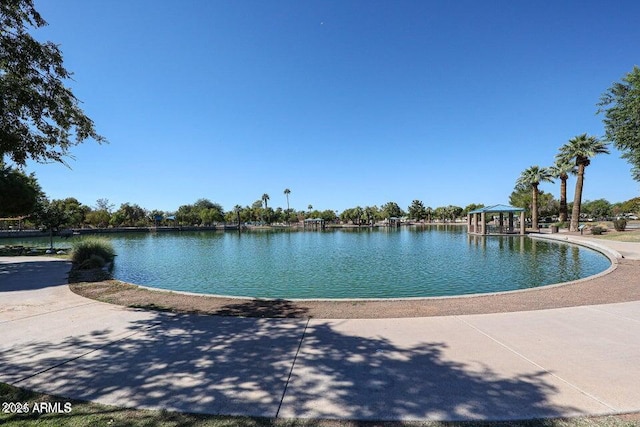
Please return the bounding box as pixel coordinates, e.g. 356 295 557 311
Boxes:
1 383 640 427
588 229 640 242
70 237 115 267
0 246 71 257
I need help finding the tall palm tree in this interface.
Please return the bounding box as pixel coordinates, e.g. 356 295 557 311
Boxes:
283 188 291 224
556 134 610 232
234 204 242 226
549 159 576 223
516 166 554 231
261 193 270 224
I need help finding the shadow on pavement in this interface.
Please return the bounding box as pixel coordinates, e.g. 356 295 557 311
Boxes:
0 309 577 422
0 260 71 292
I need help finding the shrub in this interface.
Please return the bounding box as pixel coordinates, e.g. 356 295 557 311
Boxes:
591 226 605 235
554 221 567 229
71 237 115 266
613 219 627 231
78 254 106 270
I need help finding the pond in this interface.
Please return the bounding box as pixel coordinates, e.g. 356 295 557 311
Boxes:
2 226 611 299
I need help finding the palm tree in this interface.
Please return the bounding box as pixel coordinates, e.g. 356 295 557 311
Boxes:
307 204 313 213
516 166 555 231
234 204 242 226
556 134 610 232
283 188 291 224
549 160 576 223
261 193 270 224
425 206 433 223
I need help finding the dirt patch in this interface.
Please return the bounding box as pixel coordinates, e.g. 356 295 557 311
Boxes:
70 258 640 319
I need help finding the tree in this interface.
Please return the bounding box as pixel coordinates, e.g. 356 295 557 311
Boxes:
53 197 87 227
408 200 427 221
463 204 485 217
549 159 576 223
261 193 270 224
598 66 640 181
516 166 554 231
233 205 242 225
34 198 69 249
0 164 42 216
433 206 448 222
364 206 378 226
95 198 114 213
581 199 612 220
556 134 610 232
381 202 404 219
0 0 105 166
251 200 264 223
445 205 463 222
619 197 640 215
425 206 434 222
112 203 147 227
283 188 291 223
85 209 110 228
509 187 557 220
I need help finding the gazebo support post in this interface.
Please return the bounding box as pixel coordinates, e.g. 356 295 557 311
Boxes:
473 213 479 235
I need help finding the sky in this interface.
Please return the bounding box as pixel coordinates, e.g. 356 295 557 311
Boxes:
23 0 640 213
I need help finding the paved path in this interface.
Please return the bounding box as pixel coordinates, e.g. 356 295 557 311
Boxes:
1 248 640 422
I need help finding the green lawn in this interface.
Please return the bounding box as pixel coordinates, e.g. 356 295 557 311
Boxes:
2 383 639 427
589 228 640 242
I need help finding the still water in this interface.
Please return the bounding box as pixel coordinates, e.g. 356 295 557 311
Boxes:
4 226 610 299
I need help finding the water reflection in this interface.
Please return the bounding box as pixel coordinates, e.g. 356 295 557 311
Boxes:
1 229 609 299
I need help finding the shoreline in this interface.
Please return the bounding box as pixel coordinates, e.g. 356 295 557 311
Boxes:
70 236 640 318
0 221 467 240
70 258 640 318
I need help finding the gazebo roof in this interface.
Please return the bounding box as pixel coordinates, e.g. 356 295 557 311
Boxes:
468 204 524 214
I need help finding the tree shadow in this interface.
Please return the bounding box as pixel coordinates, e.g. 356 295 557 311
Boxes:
212 299 310 318
0 309 587 423
0 259 71 292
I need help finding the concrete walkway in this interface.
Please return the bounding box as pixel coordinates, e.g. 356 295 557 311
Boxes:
1 246 640 422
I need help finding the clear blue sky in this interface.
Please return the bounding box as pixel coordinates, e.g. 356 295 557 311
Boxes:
26 0 640 213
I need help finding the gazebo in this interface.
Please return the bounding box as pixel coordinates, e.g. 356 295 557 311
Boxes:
467 204 525 235
303 218 325 230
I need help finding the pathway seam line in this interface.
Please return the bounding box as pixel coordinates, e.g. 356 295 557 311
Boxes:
10 325 154 386
585 305 640 324
275 317 310 418
454 315 617 411
0 301 101 325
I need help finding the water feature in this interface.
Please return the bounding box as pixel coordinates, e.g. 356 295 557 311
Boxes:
2 226 610 299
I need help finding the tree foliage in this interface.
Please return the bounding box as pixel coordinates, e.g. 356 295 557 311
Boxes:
581 199 612 220
598 66 640 181
0 0 105 166
0 163 42 216
556 134 609 231
381 201 404 219
515 166 554 230
408 200 426 220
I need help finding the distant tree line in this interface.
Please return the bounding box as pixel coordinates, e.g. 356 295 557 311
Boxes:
2 167 639 236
